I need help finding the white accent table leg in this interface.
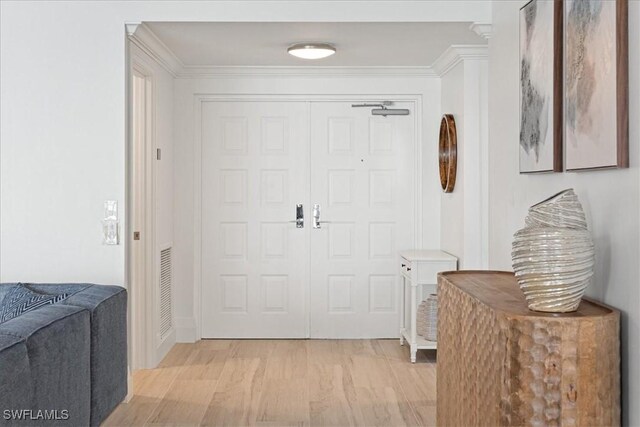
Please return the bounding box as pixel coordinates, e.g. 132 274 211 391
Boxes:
400 275 405 345
410 284 417 363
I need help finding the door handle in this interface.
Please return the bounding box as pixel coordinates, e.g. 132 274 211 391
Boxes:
313 204 331 229
288 204 304 228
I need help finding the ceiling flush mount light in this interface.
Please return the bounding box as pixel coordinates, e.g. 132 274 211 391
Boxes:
287 43 336 60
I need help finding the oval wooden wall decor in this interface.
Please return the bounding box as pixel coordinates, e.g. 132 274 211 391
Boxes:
439 114 458 193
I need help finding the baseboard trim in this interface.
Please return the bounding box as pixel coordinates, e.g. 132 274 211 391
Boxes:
175 317 197 343
125 366 133 403
155 328 176 366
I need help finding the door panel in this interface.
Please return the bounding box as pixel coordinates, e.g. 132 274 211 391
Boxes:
201 101 309 338
309 102 415 338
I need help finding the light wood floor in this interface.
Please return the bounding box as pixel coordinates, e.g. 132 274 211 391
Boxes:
104 339 437 427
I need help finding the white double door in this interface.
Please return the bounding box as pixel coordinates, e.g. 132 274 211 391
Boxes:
201 100 415 338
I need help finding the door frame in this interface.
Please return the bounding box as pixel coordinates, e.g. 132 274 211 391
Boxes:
192 94 423 340
127 53 158 369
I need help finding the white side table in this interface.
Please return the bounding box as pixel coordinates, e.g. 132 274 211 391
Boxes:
399 250 458 362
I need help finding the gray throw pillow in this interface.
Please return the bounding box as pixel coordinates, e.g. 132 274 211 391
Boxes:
0 284 69 323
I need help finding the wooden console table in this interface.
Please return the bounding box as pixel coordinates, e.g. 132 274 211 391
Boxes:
437 271 620 427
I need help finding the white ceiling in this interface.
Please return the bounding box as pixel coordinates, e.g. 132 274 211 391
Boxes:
145 22 486 67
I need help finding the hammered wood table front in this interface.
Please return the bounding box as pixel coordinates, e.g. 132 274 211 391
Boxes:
436 271 620 427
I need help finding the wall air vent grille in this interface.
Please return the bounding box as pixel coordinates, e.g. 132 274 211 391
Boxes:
159 246 173 340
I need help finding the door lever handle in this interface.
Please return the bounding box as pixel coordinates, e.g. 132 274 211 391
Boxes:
288 204 304 228
312 204 331 229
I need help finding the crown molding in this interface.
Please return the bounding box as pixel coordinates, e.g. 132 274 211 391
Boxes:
125 22 141 37
431 44 488 77
469 22 492 40
177 65 437 79
127 23 184 77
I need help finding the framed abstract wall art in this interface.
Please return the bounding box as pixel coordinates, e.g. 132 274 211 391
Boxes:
565 0 628 170
519 0 563 173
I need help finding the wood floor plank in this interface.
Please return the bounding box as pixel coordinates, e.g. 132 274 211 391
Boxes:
146 379 217 426
256 378 310 426
195 339 234 351
132 369 179 400
158 343 197 368
103 396 160 427
252 341 310 425
308 361 364 427
348 354 397 389
379 340 437 427
178 346 230 381
308 340 364 426
307 340 346 365
338 339 386 358
200 357 267 426
342 342 419 427
264 340 308 380
353 386 416 427
229 340 276 359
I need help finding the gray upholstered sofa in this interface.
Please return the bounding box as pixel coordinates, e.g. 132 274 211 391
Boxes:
0 283 127 426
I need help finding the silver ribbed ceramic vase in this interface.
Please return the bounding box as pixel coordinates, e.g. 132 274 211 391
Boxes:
512 189 595 313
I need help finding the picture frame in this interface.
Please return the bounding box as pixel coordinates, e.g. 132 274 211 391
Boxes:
519 0 563 174
564 0 629 170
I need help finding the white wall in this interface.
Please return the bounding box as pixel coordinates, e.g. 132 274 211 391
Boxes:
440 63 466 265
439 53 489 269
0 0 490 285
0 3 129 284
488 2 640 425
172 75 442 340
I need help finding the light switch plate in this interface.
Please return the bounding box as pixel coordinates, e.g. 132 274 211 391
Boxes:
103 220 119 245
104 200 118 221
